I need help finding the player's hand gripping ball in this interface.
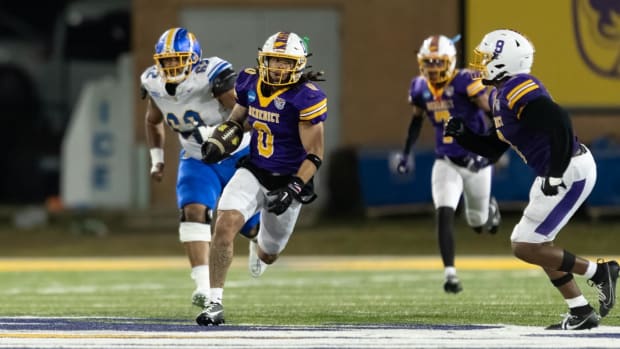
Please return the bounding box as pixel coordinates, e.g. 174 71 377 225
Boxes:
201 120 243 163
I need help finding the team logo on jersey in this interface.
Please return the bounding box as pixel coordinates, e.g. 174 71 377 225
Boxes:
572 0 620 78
274 97 286 110
248 90 257 103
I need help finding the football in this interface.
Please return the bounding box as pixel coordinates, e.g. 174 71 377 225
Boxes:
201 120 243 163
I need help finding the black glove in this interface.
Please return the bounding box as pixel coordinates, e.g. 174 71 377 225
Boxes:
396 153 412 174
396 156 409 174
201 142 229 163
444 117 466 138
267 177 304 215
541 176 566 196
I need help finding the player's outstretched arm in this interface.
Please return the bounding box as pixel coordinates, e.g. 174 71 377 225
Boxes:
145 97 166 182
445 117 508 162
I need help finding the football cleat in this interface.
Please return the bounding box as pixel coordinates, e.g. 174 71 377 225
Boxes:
486 196 501 234
589 259 619 317
196 302 225 326
443 276 463 294
545 310 600 330
249 239 268 278
191 290 208 309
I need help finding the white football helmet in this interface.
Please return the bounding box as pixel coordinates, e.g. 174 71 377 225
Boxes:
470 29 535 82
258 32 308 86
417 35 457 84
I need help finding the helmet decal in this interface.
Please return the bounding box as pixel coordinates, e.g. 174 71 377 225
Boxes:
470 29 535 82
273 32 291 51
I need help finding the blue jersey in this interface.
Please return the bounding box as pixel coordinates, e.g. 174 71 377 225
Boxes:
236 69 327 175
409 69 489 159
490 74 579 176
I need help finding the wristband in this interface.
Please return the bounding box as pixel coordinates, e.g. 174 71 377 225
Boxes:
150 147 164 166
548 177 563 186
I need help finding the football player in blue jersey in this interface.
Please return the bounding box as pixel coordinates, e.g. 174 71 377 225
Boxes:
397 34 501 294
141 27 259 318
197 31 327 326
445 29 618 330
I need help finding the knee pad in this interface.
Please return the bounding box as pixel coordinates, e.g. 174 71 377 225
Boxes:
551 273 574 287
179 222 211 242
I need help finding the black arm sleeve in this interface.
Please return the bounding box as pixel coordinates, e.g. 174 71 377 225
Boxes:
453 127 509 163
402 116 423 155
211 68 237 97
520 97 574 177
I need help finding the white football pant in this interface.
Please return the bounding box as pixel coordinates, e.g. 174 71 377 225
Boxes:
431 158 492 227
218 168 301 255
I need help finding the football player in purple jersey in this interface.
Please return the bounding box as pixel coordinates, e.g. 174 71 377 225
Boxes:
397 34 501 294
197 31 327 326
445 29 618 330
141 28 260 318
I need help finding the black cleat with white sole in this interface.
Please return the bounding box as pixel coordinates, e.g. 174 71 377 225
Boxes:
546 310 600 330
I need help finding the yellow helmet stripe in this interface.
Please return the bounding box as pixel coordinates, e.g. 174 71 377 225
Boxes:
164 28 178 53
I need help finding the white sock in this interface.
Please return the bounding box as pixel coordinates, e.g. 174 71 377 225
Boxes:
210 288 223 304
566 295 589 308
190 265 210 293
444 266 457 279
583 261 597 279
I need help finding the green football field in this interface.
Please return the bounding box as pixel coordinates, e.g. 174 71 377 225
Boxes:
0 214 619 329
0 256 619 328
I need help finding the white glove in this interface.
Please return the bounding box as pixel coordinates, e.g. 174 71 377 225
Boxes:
195 125 216 143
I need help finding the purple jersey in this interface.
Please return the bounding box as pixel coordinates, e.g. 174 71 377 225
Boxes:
409 69 489 158
236 69 327 174
490 74 579 176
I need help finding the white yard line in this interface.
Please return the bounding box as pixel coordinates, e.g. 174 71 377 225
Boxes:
1 322 619 349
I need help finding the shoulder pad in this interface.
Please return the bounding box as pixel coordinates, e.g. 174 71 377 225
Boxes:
140 66 159 82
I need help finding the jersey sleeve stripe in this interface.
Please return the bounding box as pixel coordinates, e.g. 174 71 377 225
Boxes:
299 100 327 121
207 61 232 82
508 85 539 109
466 81 485 96
299 98 327 116
299 105 327 121
506 79 535 100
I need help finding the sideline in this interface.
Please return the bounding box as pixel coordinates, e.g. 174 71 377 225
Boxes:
1 319 619 349
0 256 618 272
